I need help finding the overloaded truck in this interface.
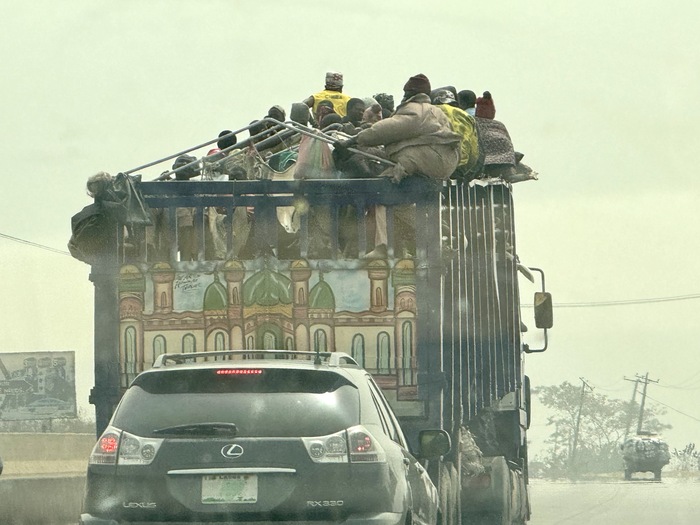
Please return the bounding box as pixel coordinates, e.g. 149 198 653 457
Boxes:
72 117 552 524
621 435 670 481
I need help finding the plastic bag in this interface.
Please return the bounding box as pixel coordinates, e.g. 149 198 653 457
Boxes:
294 134 335 179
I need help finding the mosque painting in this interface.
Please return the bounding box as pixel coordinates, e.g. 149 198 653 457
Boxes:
118 258 421 413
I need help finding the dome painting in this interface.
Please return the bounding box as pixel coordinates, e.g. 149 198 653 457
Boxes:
203 274 227 310
243 268 292 306
309 275 336 310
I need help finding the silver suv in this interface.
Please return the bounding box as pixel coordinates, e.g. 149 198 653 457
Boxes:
80 350 450 524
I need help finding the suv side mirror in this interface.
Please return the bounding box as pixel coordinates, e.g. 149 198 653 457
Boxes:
534 292 553 329
417 429 451 459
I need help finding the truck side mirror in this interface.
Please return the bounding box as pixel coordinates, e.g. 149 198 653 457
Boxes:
417 429 451 459
534 292 553 329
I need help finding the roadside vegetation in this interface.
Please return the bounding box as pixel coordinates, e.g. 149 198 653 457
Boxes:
528 381 700 479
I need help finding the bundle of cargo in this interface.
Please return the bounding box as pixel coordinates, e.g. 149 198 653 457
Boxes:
621 435 670 481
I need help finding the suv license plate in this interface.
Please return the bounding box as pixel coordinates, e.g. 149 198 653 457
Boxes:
202 474 258 504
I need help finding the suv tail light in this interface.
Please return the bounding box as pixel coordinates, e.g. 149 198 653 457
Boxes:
302 425 386 464
89 426 164 466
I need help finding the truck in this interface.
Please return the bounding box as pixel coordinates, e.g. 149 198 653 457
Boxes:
72 116 552 524
621 434 671 481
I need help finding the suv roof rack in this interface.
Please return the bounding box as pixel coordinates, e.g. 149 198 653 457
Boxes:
152 350 359 369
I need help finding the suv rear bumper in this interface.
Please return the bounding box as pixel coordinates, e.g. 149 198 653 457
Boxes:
80 511 407 525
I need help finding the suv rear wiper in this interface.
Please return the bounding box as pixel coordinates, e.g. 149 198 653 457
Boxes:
153 422 238 437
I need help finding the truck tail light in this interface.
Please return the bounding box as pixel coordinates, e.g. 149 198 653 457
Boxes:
302 426 385 464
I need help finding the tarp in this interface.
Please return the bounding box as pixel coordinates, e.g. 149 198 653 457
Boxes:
68 173 151 264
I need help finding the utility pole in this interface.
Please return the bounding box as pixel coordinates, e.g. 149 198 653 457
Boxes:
570 377 593 473
622 376 639 441
635 372 659 434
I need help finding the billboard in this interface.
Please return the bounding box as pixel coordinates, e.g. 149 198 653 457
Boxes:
0 351 77 420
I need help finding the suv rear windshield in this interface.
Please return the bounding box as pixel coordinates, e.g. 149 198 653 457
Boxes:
113 368 359 438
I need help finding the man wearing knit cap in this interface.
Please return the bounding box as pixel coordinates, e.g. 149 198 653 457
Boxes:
339 73 460 183
475 91 496 119
473 90 520 180
303 71 352 120
335 74 461 259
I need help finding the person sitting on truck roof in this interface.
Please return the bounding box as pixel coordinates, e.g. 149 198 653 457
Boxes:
472 92 537 183
475 91 496 119
373 92 395 118
314 100 337 130
362 101 383 125
457 89 477 116
267 105 286 123
303 71 352 121
432 89 480 181
319 112 343 130
290 102 311 126
339 73 460 183
340 98 366 130
473 91 514 180
335 74 460 258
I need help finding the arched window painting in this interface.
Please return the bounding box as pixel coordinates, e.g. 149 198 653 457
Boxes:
402 321 413 384
153 335 166 365
232 288 239 305
286 337 294 351
182 334 196 362
352 334 365 368
298 288 306 305
377 332 390 374
263 331 277 350
314 330 327 353
125 326 137 383
214 332 226 360
246 336 254 350
374 287 383 307
160 291 167 308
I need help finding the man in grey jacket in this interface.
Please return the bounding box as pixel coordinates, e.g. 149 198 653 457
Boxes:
339 74 461 183
335 74 461 258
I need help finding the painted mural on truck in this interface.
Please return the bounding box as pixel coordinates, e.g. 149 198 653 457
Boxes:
118 258 424 415
0 351 77 420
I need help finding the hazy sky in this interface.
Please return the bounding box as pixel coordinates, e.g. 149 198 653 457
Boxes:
1 1 699 454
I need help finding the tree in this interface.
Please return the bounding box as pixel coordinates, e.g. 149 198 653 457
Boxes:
535 381 670 478
671 443 699 472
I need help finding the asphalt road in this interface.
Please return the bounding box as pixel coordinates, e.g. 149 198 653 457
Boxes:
528 478 700 525
12 476 700 525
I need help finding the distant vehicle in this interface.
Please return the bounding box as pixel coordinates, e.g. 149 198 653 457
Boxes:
621 435 670 481
80 350 449 525
25 397 71 414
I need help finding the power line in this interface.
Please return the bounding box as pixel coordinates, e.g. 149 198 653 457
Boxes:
0 232 70 256
3 229 700 310
553 294 700 308
645 393 700 424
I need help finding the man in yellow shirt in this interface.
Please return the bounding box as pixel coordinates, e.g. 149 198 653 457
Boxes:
303 71 352 121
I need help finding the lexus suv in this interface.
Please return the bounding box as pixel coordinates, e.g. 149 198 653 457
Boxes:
80 350 450 524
